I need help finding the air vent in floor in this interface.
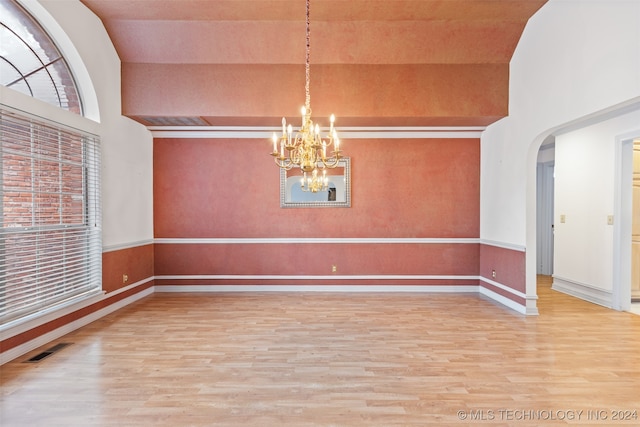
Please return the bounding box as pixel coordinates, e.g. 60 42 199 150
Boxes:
25 343 72 363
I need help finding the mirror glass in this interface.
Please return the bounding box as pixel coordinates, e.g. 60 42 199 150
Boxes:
280 158 350 208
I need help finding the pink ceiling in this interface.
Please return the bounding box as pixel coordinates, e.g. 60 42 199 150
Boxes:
80 0 547 127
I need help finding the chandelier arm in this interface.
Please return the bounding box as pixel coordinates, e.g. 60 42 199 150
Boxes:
274 156 295 170
290 144 302 164
320 155 342 169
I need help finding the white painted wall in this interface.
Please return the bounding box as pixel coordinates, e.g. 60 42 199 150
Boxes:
11 0 154 250
555 124 614 292
481 0 640 309
554 111 640 295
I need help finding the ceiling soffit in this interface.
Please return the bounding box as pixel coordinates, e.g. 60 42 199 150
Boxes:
80 0 548 128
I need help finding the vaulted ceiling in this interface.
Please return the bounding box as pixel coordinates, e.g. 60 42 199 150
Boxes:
80 0 547 128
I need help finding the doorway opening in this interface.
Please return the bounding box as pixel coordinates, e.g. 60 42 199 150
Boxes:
536 137 555 306
619 134 640 314
535 128 640 315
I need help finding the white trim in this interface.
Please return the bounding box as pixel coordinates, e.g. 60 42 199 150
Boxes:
524 295 540 316
0 277 153 339
479 277 527 299
155 284 479 293
612 130 637 311
154 274 478 281
148 126 486 132
479 239 526 252
105 277 155 297
479 287 527 315
1 272 536 365
154 237 481 245
103 239 154 252
0 286 153 365
149 126 484 139
552 276 613 308
525 294 540 316
0 89 99 135
479 277 538 315
0 291 104 337
539 142 556 151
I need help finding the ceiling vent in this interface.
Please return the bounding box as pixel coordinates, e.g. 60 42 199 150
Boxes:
140 116 209 126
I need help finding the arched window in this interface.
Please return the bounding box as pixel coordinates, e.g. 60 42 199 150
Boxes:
0 0 82 114
0 0 101 327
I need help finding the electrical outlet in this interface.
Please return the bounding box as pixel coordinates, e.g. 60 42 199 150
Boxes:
123 274 128 284
492 270 496 279
332 265 337 273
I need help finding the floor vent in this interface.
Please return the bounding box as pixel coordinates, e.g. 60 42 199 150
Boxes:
25 343 72 363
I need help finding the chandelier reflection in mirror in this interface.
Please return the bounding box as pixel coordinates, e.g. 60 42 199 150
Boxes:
270 0 343 193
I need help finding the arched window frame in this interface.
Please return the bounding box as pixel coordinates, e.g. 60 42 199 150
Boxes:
1 0 83 114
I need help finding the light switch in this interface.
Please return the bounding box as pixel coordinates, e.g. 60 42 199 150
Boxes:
607 215 614 225
560 214 566 223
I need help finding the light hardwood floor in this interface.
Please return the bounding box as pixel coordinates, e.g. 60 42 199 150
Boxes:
1 277 640 426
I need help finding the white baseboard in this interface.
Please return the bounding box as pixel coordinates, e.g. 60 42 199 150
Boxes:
2 275 540 365
155 284 480 293
478 277 537 315
0 286 153 365
479 286 527 315
552 276 613 308
154 274 478 281
156 282 532 316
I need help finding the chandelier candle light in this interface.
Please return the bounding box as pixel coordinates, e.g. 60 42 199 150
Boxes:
270 0 343 193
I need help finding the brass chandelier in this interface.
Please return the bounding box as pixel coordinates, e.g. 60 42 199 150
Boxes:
270 0 342 192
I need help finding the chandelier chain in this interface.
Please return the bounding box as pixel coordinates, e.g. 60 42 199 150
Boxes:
269 0 343 193
305 0 311 111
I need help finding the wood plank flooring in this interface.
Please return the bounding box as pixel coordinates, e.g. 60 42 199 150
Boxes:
1 277 640 426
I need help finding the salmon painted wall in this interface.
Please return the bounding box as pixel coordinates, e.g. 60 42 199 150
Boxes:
479 244 526 306
102 244 155 293
154 137 480 287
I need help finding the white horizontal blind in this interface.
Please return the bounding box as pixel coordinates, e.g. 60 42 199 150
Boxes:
0 108 101 326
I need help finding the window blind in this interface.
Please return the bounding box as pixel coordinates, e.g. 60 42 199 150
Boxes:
0 108 101 326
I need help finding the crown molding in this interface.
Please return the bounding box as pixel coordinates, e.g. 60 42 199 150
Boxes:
149 126 485 139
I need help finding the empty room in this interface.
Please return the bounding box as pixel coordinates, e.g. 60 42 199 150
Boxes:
1 0 640 425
